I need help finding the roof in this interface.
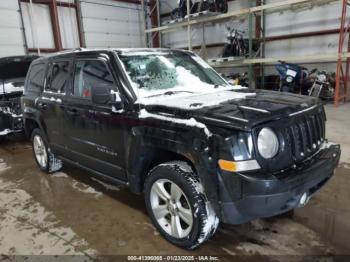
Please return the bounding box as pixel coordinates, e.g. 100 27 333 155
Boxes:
32 48 193 62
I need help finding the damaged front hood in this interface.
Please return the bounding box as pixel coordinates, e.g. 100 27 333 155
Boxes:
0 55 39 95
140 89 322 130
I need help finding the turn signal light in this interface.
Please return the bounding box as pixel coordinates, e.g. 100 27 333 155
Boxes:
218 160 237 172
218 159 261 172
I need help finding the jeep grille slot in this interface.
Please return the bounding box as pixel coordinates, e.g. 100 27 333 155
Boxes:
286 112 325 163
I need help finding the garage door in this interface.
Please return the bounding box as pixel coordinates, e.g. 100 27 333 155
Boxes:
0 0 26 58
79 0 145 48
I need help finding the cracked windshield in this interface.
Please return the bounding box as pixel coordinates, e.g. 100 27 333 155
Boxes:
118 52 228 98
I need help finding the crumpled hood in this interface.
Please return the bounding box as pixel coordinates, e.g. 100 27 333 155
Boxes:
140 89 322 131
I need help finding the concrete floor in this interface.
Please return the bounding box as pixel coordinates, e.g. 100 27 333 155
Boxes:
0 103 349 260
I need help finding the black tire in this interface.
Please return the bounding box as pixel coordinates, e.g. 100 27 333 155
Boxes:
202 1 210 12
216 0 228 13
31 128 62 173
0 136 4 144
281 85 290 92
171 8 179 20
222 43 232 57
144 161 219 250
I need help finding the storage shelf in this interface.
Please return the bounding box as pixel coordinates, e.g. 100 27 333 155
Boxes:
209 52 350 68
145 0 336 34
161 11 219 26
141 0 343 95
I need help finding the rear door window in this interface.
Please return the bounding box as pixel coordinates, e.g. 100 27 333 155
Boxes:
45 61 71 94
26 63 46 92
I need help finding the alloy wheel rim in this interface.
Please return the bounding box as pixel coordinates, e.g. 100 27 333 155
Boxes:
150 179 193 239
33 135 47 168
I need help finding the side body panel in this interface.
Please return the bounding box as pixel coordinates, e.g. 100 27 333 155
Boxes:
59 52 129 181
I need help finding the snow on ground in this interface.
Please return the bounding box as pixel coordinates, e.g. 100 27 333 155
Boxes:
50 171 105 198
51 172 69 178
71 181 103 199
0 158 10 174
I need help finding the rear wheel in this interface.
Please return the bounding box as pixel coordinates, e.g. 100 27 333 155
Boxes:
144 161 219 249
31 129 62 173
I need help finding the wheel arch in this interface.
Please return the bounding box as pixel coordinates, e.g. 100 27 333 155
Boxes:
127 145 198 194
23 112 48 141
24 118 40 139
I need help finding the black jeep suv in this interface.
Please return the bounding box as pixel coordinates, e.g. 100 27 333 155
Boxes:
21 48 340 249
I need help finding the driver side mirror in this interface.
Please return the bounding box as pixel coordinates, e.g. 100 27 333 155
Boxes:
91 84 123 110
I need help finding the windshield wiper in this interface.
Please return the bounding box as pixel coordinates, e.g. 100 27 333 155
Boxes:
163 90 194 95
145 90 195 98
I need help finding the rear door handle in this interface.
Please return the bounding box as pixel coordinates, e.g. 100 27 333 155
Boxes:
67 108 78 115
38 102 48 110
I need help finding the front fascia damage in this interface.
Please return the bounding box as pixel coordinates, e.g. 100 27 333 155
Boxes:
124 99 337 223
0 100 23 137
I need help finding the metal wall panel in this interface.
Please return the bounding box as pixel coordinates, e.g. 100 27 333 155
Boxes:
0 0 26 58
79 0 144 48
264 0 341 57
21 3 55 49
58 6 80 48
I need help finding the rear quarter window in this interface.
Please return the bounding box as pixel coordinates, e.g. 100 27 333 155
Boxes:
25 63 46 92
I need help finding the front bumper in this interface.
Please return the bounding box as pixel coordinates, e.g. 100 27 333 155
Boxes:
218 143 341 224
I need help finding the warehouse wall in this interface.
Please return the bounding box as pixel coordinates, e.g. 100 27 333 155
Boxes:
0 0 26 57
21 2 56 49
0 0 145 58
264 0 340 58
79 0 144 48
57 5 80 49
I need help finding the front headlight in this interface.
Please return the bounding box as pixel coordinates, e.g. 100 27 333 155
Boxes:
257 128 279 159
286 76 293 83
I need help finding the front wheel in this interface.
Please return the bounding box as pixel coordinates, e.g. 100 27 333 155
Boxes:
281 85 291 93
31 129 63 173
144 161 219 250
